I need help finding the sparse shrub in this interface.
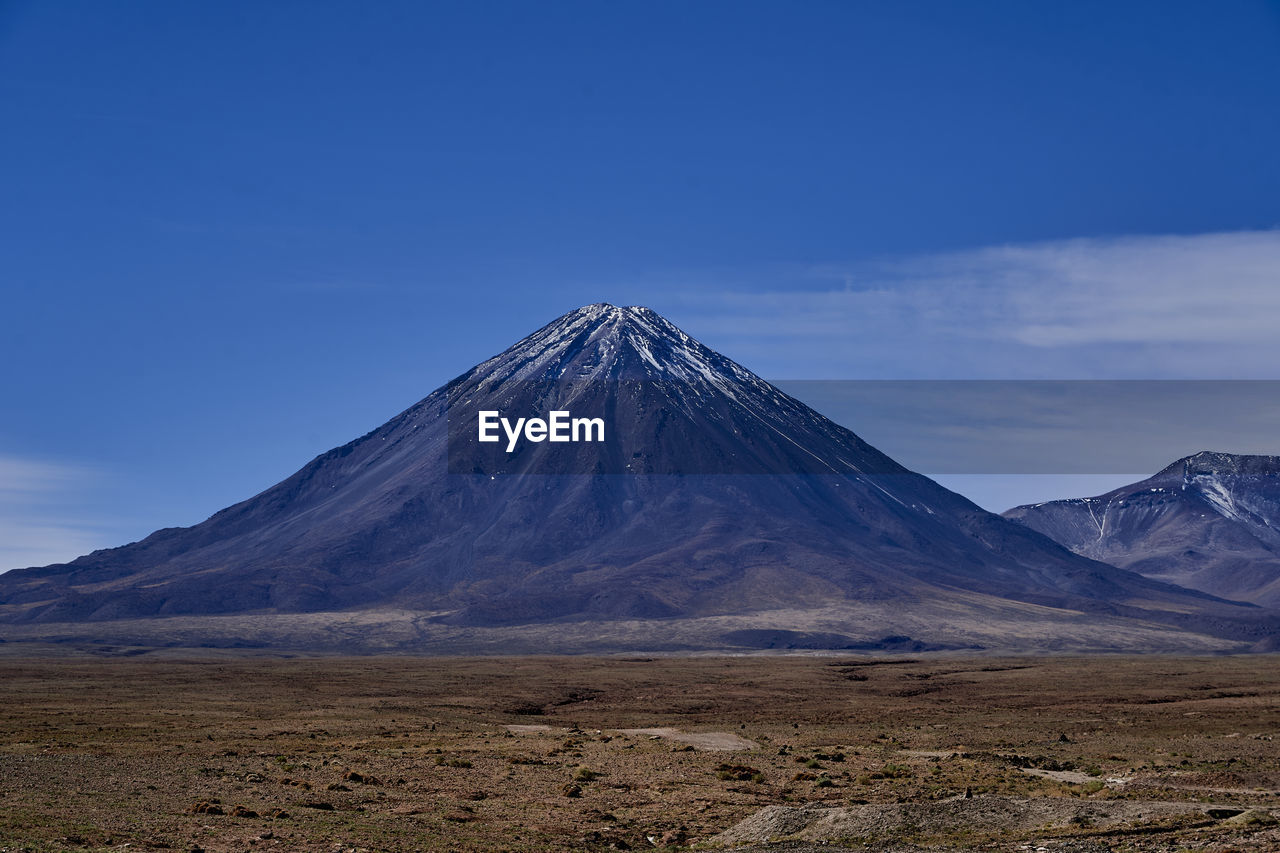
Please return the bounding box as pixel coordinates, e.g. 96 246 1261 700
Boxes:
437 757 472 768
573 766 600 782
863 763 913 781
815 777 834 788
714 763 761 781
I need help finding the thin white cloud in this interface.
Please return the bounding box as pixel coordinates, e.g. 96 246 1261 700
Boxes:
0 455 113 572
951 231 1280 347
0 456 86 496
664 229 1280 379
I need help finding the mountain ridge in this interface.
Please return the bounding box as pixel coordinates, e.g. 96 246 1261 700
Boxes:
1005 451 1280 609
1 306 1275 652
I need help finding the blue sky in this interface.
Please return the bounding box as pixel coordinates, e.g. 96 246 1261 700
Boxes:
4 1 1280 569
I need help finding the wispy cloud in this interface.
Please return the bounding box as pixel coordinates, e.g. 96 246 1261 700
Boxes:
945 231 1280 348
662 230 1280 379
0 455 114 572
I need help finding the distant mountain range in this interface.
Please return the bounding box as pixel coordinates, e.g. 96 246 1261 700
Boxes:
1 306 1274 653
1006 451 1280 609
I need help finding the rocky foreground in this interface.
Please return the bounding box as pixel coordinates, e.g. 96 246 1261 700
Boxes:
0 652 1276 852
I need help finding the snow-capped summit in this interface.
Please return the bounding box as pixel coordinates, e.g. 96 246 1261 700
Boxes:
445 303 899 476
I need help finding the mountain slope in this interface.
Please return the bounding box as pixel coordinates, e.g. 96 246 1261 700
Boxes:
0 306 1273 652
1005 451 1280 609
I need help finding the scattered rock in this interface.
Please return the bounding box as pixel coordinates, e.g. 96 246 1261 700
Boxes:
714 795 1222 846
562 783 583 798
301 801 334 810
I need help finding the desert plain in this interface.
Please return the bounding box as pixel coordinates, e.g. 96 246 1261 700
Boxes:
0 651 1277 853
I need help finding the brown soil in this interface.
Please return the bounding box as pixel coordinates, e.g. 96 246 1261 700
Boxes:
0 652 1276 852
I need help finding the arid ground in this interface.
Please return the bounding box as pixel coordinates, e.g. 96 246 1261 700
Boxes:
0 651 1277 852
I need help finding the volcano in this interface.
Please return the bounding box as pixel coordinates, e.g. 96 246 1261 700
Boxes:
1006 451 1280 609
0 306 1273 653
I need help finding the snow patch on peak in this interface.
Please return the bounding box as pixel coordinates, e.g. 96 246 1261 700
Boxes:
1189 472 1241 521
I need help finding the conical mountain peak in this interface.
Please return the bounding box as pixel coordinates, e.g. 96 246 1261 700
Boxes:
3 306 1274 652
448 303 893 476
